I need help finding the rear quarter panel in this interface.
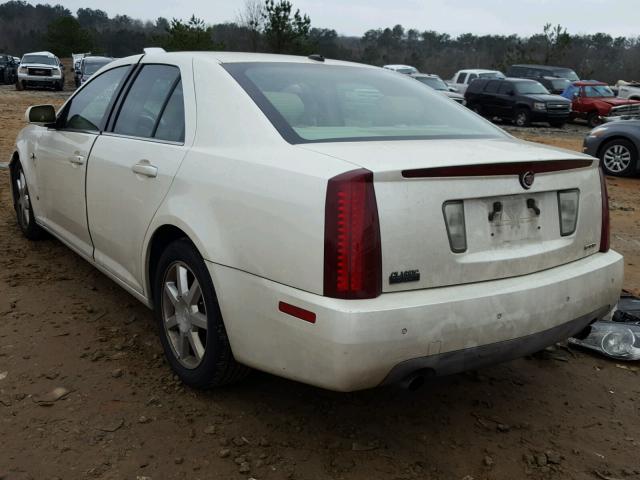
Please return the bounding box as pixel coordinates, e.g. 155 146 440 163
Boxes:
144 58 356 296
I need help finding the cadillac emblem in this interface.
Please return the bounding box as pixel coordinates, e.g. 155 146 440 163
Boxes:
519 171 535 189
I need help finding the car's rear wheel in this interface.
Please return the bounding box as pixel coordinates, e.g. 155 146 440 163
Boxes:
600 139 638 177
587 111 602 128
514 108 531 127
11 161 45 239
153 238 250 389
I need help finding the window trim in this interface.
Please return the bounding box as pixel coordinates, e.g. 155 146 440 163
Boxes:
106 63 185 146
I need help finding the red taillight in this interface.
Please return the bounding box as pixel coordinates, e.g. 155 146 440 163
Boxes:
324 169 382 299
599 167 610 252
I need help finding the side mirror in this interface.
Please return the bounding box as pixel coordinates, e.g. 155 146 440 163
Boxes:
25 105 56 124
448 86 458 92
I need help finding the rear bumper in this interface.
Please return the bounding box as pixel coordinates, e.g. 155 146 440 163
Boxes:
207 251 623 392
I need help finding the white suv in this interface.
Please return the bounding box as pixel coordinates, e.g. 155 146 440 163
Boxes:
10 50 623 392
17 51 64 91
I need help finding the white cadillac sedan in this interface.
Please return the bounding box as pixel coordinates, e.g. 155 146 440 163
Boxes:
10 49 623 391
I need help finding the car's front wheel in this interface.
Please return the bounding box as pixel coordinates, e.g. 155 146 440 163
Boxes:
587 111 602 128
599 138 638 177
11 161 44 239
514 108 531 127
549 120 565 128
153 238 250 389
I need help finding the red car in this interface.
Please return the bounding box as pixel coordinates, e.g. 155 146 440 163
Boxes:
562 81 640 127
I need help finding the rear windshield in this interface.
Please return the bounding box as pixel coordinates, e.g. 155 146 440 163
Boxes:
515 82 550 95
553 69 579 81
22 55 56 66
83 60 111 75
479 72 505 79
224 63 504 144
550 78 570 90
414 76 448 91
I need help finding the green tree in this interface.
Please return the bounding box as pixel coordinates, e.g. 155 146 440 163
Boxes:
262 0 310 54
45 16 93 56
162 15 221 51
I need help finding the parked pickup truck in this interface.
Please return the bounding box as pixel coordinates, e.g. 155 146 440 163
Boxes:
561 81 640 127
617 81 640 101
448 69 504 94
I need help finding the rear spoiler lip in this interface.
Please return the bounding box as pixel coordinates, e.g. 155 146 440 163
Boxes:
402 159 594 178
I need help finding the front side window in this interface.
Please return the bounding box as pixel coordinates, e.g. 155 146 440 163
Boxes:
83 61 111 76
553 69 579 81
498 82 513 95
225 63 504 144
484 80 500 93
113 64 182 140
62 66 129 131
457 73 467 84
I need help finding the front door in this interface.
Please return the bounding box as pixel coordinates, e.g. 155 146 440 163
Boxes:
35 65 131 257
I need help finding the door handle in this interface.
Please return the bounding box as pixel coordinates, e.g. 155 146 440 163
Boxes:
132 162 158 178
70 155 85 165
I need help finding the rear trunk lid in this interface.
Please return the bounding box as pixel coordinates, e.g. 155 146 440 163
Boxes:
300 138 602 292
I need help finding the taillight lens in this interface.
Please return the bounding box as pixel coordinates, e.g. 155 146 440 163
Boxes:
599 168 610 252
557 189 580 236
324 169 382 299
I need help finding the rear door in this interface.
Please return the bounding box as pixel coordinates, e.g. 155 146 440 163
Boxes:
86 60 193 293
34 65 130 257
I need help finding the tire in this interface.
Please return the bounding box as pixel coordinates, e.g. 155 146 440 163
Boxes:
587 111 602 128
153 238 250 389
514 108 531 127
599 138 638 177
549 120 565 128
10 161 45 240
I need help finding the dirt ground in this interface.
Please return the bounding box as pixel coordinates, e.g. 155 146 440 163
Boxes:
1 84 639 480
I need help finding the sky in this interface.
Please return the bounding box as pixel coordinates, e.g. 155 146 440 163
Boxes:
34 0 640 38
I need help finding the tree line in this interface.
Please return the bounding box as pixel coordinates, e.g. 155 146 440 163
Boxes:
0 0 639 83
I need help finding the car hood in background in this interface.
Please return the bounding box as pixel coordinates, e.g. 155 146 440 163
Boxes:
528 94 570 103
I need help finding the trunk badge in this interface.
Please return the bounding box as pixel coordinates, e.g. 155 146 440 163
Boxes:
520 171 535 189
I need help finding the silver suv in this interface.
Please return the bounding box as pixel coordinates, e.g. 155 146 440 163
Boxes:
17 51 64 91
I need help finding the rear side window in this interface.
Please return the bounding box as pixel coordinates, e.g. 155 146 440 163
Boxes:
62 66 129 131
154 81 185 142
114 64 183 141
457 73 467 84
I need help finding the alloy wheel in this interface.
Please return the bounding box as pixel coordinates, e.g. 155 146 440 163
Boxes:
603 144 632 173
515 113 527 127
15 169 31 229
161 261 208 369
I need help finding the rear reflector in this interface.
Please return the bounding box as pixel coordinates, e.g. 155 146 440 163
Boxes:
599 168 610 252
324 169 382 299
279 301 316 323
